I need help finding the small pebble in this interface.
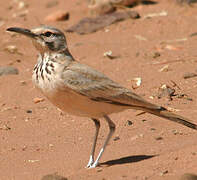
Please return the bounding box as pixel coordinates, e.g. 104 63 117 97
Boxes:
157 84 175 100
33 97 44 103
27 159 39 163
22 145 27 151
155 136 163 140
45 11 69 22
143 176 148 180
113 136 120 141
159 65 170 72
20 80 27 85
42 174 68 180
18 1 28 9
10 147 16 151
97 168 103 172
127 120 133 126
130 135 139 141
13 9 29 18
190 32 197 37
186 97 193 101
49 144 54 147
46 0 59 8
0 125 11 130
122 175 127 178
150 128 156 131
152 52 161 58
183 72 197 79
136 52 140 57
142 119 147 122
135 35 147 41
172 129 183 135
132 77 142 88
89 1 115 15
139 134 144 138
103 50 119 59
160 170 168 176
4 45 18 54
0 66 19 76
180 173 197 180
26 110 32 113
172 129 178 135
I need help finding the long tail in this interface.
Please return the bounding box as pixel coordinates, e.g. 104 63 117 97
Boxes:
143 106 197 130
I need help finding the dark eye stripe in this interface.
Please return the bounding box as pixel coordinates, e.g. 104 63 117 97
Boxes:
44 31 52 37
41 31 60 37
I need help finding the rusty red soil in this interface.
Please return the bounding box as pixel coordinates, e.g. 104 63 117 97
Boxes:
0 0 197 180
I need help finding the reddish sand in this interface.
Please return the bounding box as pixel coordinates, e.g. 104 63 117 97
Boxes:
0 0 197 180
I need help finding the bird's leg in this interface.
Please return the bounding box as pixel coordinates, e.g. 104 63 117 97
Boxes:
89 115 116 168
86 118 100 168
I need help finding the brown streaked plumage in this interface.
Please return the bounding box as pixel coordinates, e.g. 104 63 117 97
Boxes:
7 26 197 168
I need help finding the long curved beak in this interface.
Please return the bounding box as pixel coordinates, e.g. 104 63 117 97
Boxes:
7 27 37 38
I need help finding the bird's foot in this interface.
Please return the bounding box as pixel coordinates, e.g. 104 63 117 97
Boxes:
86 156 100 168
87 162 98 168
86 155 94 168
87 160 99 169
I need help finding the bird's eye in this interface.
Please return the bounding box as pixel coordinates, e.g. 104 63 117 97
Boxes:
44 31 53 37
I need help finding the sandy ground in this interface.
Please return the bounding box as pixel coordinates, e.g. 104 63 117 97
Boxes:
0 0 197 180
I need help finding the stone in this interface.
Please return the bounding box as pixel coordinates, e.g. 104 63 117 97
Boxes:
0 66 19 76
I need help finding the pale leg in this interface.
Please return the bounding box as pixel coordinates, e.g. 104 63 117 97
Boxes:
89 115 116 168
86 118 100 168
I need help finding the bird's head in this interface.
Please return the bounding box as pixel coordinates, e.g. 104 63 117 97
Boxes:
7 26 68 55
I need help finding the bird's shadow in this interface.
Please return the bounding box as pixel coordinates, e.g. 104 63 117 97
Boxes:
100 155 156 167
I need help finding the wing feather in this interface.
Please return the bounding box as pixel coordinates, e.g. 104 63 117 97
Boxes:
61 62 160 110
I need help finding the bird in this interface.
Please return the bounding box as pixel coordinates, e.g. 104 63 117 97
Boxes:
7 26 197 168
